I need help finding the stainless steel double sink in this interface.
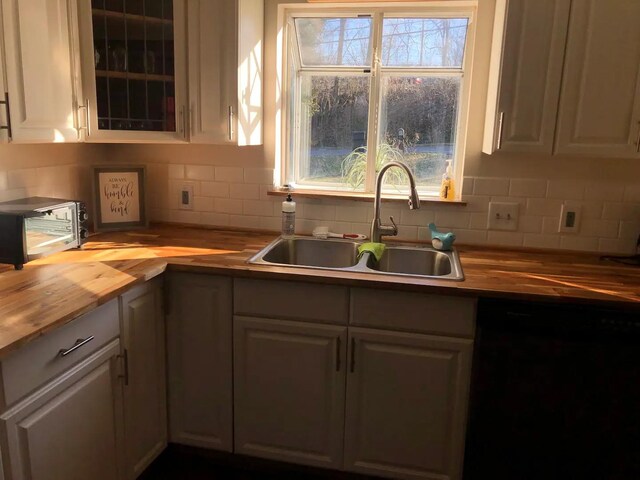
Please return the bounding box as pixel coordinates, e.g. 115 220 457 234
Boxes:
248 236 464 281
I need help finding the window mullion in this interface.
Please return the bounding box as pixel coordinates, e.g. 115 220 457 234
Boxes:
364 12 384 193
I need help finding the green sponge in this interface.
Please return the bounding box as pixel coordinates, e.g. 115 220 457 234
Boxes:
357 242 386 262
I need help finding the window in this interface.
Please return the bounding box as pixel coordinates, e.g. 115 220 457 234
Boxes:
280 5 475 198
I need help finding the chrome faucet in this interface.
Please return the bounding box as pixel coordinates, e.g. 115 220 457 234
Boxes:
371 161 420 243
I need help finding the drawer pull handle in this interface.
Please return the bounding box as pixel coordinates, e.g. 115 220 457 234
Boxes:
58 336 95 357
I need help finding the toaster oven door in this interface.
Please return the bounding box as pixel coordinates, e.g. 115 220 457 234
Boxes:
25 205 79 259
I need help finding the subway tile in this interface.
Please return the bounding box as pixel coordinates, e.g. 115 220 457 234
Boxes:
399 209 435 226
469 212 489 229
148 208 169 223
185 165 214 181
434 211 471 229
303 203 336 221
243 199 275 217
598 237 638 255
396 225 418 240
335 205 369 223
366 206 401 223
259 184 275 200
578 200 603 219
578 218 619 239
351 223 371 237
547 180 585 200
461 177 474 196
473 177 510 196
229 215 262 229
584 183 623 202
0 188 28 202
169 210 201 225
244 168 274 185
542 216 560 234
461 195 490 213
619 220 640 240
487 231 524 247
490 195 527 209
230 183 260 200
450 228 488 245
214 198 244 215
523 234 560 250
602 202 640 221
509 178 547 198
260 216 281 232
193 196 214 212
560 236 599 252
0 171 7 190
215 167 244 183
200 181 230 198
518 216 543 234
201 212 230 227
526 198 563 216
168 164 184 179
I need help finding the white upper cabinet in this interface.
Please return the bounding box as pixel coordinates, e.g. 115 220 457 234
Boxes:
77 0 188 143
555 0 640 158
187 0 263 145
0 0 82 143
483 0 570 154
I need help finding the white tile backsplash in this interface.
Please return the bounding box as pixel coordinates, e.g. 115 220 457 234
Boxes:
130 160 640 255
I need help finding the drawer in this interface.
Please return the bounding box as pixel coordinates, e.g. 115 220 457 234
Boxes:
1 299 119 408
350 288 476 338
234 278 349 325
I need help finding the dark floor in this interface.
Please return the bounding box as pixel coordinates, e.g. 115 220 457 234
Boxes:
140 445 382 480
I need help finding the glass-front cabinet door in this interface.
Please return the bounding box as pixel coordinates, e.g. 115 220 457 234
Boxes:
78 0 187 142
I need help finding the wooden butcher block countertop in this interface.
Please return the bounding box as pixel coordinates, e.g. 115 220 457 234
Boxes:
0 224 638 358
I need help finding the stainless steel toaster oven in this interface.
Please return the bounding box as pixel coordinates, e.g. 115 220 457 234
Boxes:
0 197 89 270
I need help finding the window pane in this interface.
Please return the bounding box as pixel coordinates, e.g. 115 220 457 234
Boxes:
381 18 468 68
378 76 460 191
295 18 373 67
296 76 370 188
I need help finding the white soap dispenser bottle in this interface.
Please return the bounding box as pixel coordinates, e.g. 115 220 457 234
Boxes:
281 194 296 237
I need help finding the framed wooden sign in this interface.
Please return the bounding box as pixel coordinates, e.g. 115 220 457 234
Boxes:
93 166 148 231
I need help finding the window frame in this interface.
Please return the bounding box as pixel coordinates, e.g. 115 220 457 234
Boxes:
276 2 477 199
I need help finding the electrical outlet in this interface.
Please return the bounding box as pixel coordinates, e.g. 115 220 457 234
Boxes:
558 203 582 233
179 184 194 210
488 202 519 231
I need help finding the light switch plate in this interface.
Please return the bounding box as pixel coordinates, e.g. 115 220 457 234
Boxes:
488 202 519 231
558 203 581 233
179 184 194 210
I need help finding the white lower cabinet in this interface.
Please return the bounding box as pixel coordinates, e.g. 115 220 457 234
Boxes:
166 273 233 451
233 316 347 469
120 280 167 480
344 328 473 480
0 340 124 480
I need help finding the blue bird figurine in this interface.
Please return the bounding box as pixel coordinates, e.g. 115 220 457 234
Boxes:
428 223 456 251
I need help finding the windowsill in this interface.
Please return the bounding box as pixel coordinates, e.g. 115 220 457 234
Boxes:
267 188 467 205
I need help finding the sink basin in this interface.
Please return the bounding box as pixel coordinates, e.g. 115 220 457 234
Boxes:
368 246 456 277
252 237 361 268
248 236 464 281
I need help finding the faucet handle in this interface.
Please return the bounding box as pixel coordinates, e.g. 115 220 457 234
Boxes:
389 216 398 236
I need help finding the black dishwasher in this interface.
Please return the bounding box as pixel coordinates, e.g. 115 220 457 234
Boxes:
464 298 640 480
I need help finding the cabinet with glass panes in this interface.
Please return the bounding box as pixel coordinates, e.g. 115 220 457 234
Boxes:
78 0 187 141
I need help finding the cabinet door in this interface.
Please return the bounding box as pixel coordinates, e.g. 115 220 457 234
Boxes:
0 0 81 143
0 341 124 480
344 328 473 480
187 0 263 145
187 0 236 144
120 280 166 480
166 273 233 451
234 316 347 469
555 0 640 157
485 0 570 154
77 0 188 142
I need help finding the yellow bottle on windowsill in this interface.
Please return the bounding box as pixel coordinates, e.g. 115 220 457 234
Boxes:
439 159 456 201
